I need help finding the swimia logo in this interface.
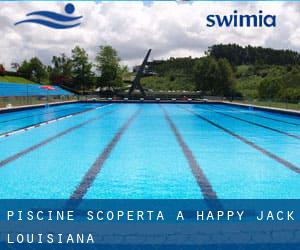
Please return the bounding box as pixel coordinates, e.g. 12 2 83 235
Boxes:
15 3 82 29
206 10 276 28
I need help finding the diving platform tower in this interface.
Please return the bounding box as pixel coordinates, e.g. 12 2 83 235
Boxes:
128 49 152 98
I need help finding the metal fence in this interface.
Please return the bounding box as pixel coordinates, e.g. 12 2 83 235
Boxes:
0 95 78 109
0 94 299 112
231 97 300 111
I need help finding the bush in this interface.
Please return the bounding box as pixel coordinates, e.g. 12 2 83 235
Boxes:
169 75 176 82
4 71 19 77
258 78 283 99
279 88 300 103
0 64 5 76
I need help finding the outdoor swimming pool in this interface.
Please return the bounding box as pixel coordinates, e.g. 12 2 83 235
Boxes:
0 103 298 199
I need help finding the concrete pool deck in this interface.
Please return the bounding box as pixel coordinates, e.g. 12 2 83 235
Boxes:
0 100 78 114
223 101 300 117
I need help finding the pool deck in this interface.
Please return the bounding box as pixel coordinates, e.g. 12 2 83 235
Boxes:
0 100 78 114
223 101 300 117
82 99 300 116
0 99 299 117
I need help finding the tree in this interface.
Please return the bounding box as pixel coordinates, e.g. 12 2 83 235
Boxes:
18 58 47 83
215 58 235 96
95 45 122 88
207 44 300 66
18 60 31 79
49 54 73 85
0 64 5 76
29 57 47 83
193 57 235 96
258 78 283 99
71 46 94 91
193 57 218 93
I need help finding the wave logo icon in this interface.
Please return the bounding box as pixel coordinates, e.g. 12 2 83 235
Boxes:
15 3 82 29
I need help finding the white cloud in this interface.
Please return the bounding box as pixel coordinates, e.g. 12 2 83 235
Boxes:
0 1 300 70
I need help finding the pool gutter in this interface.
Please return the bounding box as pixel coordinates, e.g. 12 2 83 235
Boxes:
222 101 300 117
79 99 300 117
0 99 299 117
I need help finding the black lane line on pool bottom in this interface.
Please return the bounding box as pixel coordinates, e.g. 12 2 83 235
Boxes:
70 108 141 200
203 106 300 140
0 109 116 168
180 106 300 174
0 104 109 138
213 105 300 126
160 105 219 200
250 113 300 126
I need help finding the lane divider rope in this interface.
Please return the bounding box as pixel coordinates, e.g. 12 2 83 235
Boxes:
0 104 112 139
179 105 300 174
0 106 116 168
203 106 300 140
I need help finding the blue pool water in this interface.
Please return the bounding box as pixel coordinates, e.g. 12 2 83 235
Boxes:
0 103 103 136
0 103 298 199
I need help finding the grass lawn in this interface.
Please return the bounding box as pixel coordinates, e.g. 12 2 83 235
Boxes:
141 76 195 91
0 76 37 84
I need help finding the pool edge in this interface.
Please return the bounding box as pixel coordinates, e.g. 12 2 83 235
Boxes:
1 99 299 117
0 100 79 114
222 101 300 117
